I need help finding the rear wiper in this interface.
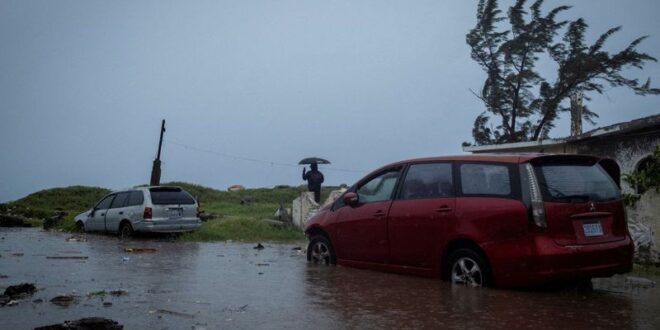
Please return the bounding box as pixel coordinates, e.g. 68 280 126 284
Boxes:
542 184 590 201
552 194 590 201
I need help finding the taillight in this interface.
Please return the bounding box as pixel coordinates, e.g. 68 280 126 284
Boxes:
143 207 152 220
525 163 547 228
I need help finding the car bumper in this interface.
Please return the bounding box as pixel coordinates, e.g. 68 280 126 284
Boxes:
133 219 202 233
485 235 634 288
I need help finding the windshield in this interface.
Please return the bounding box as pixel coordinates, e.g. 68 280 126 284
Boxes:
535 164 620 202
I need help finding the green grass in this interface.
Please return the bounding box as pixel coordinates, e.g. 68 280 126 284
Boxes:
180 217 305 242
1 182 331 242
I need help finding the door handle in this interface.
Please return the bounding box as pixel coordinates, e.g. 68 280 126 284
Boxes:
373 210 386 218
435 206 453 213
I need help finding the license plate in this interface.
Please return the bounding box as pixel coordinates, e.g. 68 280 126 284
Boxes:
583 222 603 237
169 209 182 218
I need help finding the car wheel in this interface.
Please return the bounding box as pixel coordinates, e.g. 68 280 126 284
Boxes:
75 221 85 233
447 248 491 287
307 235 336 265
119 222 134 239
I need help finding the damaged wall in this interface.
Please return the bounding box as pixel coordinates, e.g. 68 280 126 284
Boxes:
575 132 660 264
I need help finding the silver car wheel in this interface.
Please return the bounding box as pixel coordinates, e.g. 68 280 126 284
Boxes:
310 241 331 264
451 257 483 287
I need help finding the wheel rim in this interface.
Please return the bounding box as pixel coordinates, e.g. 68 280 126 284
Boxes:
310 241 331 264
121 225 131 238
451 257 483 287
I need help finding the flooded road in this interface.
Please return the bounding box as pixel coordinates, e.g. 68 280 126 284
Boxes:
1 228 659 329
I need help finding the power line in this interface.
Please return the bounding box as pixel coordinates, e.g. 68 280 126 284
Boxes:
165 139 366 174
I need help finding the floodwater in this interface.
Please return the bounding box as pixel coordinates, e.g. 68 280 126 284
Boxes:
1 228 659 330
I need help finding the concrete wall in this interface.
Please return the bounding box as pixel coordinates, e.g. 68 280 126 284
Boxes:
574 134 660 264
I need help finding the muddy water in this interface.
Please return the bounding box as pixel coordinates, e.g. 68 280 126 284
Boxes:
1 228 659 329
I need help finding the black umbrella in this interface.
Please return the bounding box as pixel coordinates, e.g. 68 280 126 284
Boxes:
298 157 331 165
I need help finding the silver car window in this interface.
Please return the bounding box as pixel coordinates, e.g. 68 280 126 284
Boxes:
110 192 130 209
95 195 114 210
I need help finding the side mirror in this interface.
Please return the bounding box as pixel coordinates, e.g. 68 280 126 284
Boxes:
343 192 359 207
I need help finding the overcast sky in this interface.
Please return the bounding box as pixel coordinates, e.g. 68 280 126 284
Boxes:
1 0 659 202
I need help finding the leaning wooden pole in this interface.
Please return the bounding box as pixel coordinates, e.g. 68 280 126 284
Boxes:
150 119 166 186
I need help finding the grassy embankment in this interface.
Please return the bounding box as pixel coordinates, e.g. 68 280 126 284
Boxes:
0 182 337 242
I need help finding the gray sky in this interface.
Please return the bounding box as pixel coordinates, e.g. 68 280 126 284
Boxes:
1 0 659 202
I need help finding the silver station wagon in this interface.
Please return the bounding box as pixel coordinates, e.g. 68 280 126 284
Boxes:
75 186 202 237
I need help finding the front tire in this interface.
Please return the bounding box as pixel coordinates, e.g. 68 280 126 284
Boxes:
75 221 85 233
119 222 134 239
446 248 491 287
307 235 336 265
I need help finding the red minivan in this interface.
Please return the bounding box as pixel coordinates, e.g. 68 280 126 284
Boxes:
304 154 633 288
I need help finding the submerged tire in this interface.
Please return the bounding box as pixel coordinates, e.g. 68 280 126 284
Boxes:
307 235 336 265
75 221 85 233
446 248 491 287
119 222 134 239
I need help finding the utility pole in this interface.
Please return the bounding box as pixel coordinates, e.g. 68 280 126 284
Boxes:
150 119 166 186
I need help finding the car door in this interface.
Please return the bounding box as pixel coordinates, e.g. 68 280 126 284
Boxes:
388 162 456 268
334 167 402 263
86 194 115 232
105 192 130 232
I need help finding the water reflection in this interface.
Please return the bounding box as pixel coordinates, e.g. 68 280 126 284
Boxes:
303 264 644 329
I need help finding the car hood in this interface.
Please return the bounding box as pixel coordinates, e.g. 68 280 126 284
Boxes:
75 209 92 220
305 208 330 231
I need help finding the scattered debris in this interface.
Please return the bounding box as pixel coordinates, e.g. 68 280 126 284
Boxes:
124 248 157 253
240 195 252 205
50 295 78 307
216 254 225 257
256 263 270 267
198 211 218 222
154 309 195 319
0 295 9 306
47 256 89 260
222 304 248 313
3 283 36 298
291 246 302 251
34 317 123 330
258 272 264 275
103 302 113 307
5 300 19 307
87 290 107 298
11 253 24 257
192 323 208 330
65 235 87 242
110 289 128 296
33 298 43 304
254 243 264 250
122 257 130 262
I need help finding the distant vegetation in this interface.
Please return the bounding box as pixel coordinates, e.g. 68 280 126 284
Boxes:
0 182 339 242
0 186 110 230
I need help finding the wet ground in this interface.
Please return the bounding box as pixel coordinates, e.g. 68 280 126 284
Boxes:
1 228 659 329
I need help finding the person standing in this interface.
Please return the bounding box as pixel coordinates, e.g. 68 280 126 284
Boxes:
302 163 324 203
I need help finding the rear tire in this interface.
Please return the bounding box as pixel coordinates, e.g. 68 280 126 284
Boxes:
119 222 134 239
307 235 336 265
446 248 491 287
